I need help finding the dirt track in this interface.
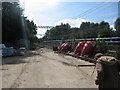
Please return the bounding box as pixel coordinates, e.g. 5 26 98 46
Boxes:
1 48 98 88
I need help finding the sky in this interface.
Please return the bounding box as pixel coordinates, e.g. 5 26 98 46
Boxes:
19 0 120 38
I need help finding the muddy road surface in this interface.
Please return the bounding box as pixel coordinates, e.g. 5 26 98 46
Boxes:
1 48 98 88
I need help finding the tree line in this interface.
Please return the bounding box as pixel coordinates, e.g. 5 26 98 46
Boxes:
43 18 120 59
2 2 120 50
43 18 120 40
2 2 38 49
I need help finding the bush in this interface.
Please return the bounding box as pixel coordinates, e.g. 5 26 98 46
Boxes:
96 39 108 54
116 45 120 59
71 40 78 50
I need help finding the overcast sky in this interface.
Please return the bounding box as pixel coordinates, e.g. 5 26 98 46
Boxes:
19 0 119 38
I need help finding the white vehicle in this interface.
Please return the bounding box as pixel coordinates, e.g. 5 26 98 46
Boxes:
18 47 26 56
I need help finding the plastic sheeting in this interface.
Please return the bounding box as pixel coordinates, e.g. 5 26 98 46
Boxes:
74 41 95 55
2 47 15 56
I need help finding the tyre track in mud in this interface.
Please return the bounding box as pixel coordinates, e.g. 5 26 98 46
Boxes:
9 58 31 88
41 52 96 81
9 49 96 88
9 52 41 88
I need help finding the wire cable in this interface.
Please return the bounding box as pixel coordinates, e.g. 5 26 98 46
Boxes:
72 0 117 19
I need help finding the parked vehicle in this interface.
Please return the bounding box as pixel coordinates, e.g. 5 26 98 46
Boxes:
0 44 16 57
18 47 26 56
14 47 26 56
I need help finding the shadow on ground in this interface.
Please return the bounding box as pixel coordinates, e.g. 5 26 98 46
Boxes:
2 50 42 65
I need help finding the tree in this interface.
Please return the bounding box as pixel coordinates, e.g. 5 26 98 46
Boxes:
98 21 112 38
25 18 38 49
115 18 120 37
96 38 108 53
79 22 99 38
2 2 38 49
2 2 23 46
80 22 91 30
43 20 114 40
43 23 71 40
116 45 120 59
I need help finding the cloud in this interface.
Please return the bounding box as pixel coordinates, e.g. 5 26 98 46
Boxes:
49 0 120 2
19 0 61 38
55 18 90 28
20 0 60 21
36 18 90 38
24 0 59 12
110 24 115 30
36 28 47 38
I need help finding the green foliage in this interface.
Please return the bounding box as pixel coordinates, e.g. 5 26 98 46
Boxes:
98 21 111 37
44 23 70 40
79 22 99 38
96 39 108 53
115 18 120 37
44 20 117 40
2 2 23 46
80 22 91 30
71 40 78 50
2 2 38 49
116 45 120 59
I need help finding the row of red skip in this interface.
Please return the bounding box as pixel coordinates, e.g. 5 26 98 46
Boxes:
57 41 96 56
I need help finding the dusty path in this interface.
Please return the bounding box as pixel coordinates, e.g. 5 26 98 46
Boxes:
2 48 98 88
